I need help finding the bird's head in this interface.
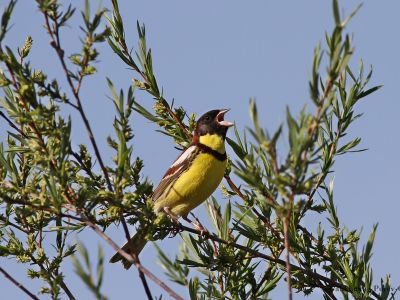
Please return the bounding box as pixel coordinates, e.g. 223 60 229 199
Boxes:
195 109 234 139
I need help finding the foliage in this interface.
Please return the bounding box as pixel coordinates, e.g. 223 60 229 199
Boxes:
71 243 107 300
0 0 394 299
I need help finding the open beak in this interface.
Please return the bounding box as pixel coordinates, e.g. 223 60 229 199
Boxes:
216 109 234 127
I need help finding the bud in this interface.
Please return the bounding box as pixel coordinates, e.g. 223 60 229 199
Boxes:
18 36 33 59
89 48 98 60
69 54 82 66
33 70 46 84
82 65 96 75
18 84 31 97
133 78 149 89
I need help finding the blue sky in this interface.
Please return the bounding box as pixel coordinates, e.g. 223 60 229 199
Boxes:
1 0 399 299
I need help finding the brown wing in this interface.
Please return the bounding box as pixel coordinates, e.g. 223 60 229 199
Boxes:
152 145 198 202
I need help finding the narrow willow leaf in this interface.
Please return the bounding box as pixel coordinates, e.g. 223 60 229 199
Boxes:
226 137 247 160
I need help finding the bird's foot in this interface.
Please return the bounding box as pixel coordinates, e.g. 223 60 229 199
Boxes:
184 213 209 237
163 207 182 237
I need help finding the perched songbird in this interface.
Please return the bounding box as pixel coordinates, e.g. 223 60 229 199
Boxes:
110 109 233 269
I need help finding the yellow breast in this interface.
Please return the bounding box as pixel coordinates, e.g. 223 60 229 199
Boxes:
154 134 227 216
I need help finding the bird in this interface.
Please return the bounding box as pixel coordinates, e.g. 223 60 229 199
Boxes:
110 109 233 269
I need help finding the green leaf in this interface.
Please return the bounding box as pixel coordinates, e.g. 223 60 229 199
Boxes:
189 278 200 300
363 224 378 265
221 200 231 240
332 0 341 26
0 0 17 42
356 85 382 100
286 106 299 148
132 100 160 123
337 137 362 154
226 137 247 160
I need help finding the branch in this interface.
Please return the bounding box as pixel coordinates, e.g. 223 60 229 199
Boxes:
0 218 30 234
69 150 98 182
283 217 293 300
300 123 342 220
178 224 380 298
82 216 184 300
225 175 280 238
161 100 192 140
40 16 138 276
0 111 26 137
136 257 153 300
1 48 68 175
28 254 76 300
39 19 142 292
42 12 113 192
0 267 39 300
3 193 381 299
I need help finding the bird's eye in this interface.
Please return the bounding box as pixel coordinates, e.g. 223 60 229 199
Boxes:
204 116 210 121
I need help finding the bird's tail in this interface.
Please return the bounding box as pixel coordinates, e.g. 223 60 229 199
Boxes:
109 233 147 269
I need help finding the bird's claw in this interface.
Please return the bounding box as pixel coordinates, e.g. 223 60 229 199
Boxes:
186 213 209 237
169 219 183 237
193 221 209 237
163 207 182 237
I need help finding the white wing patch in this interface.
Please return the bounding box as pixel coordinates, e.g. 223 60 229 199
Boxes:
170 145 196 168
152 145 198 204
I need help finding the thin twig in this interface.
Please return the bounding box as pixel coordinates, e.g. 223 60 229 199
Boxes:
2 193 382 299
42 18 137 282
160 98 192 140
297 73 339 219
120 215 131 241
253 264 273 296
299 124 342 220
82 216 184 300
3 58 59 171
43 12 113 192
3 19 145 299
0 111 26 136
28 254 76 300
70 150 98 182
115 195 151 299
41 20 145 294
323 285 338 300
225 175 280 238
179 224 359 296
1 199 76 299
283 217 293 300
136 257 153 300
0 218 29 234
0 267 39 300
